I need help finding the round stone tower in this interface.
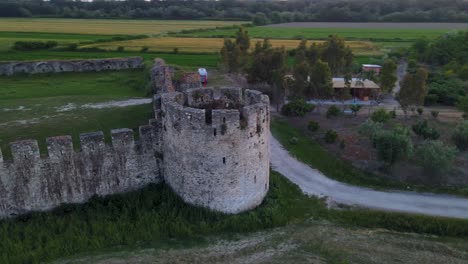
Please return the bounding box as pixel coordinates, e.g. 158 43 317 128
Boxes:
160 87 270 214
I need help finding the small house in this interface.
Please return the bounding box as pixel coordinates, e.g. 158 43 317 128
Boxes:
332 78 380 101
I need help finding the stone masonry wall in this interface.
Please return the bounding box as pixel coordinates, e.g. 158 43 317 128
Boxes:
159 87 270 214
0 57 143 76
0 58 270 218
0 119 162 218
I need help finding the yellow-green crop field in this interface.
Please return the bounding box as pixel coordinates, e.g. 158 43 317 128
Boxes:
84 37 381 56
0 18 247 35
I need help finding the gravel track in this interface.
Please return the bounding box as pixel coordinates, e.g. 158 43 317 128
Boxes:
270 133 468 219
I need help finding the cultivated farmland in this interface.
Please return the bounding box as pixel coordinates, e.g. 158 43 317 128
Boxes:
85 37 381 56
0 18 247 35
175 23 461 41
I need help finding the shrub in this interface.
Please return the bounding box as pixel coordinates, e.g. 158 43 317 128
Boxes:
371 108 390 123
431 111 439 118
140 46 149 53
12 41 57 51
412 120 440 140
359 119 383 140
349 104 362 116
281 99 315 117
417 107 424 116
374 128 413 164
389 110 397 119
66 43 78 51
173 47 179 54
417 140 457 177
307 120 320 132
452 121 468 151
339 139 346 150
324 130 338 144
326 105 341 119
117 46 125 52
289 137 299 145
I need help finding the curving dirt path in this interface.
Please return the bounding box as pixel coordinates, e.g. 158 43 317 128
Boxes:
270 134 468 219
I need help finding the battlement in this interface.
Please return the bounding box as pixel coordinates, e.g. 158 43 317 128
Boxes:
161 87 270 213
0 58 270 217
0 120 162 218
0 57 144 76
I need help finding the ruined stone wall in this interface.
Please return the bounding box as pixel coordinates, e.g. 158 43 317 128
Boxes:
159 87 270 214
0 119 162 218
0 57 143 76
151 58 175 94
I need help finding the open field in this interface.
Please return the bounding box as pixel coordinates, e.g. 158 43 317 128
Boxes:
0 69 153 158
0 32 116 51
84 37 381 56
0 50 221 69
267 22 468 29
176 26 454 41
0 18 247 36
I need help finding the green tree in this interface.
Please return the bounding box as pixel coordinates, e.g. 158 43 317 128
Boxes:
456 96 468 115
320 35 352 75
295 39 308 64
220 38 242 73
452 121 468 151
417 140 457 178
397 67 428 113
235 27 250 54
309 60 333 99
307 43 321 66
374 127 413 165
253 12 270 25
379 59 398 93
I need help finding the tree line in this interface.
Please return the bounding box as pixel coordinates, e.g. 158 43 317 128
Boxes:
1 0 467 23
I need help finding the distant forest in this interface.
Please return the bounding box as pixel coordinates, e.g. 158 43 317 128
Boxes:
0 0 467 23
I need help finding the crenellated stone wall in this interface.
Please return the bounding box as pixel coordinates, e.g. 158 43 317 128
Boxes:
0 119 162 218
0 57 143 76
0 58 270 218
159 87 270 214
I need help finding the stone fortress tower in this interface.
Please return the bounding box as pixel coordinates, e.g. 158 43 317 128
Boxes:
157 87 270 213
0 57 270 218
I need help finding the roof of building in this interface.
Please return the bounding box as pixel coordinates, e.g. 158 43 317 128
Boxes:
332 78 380 89
362 64 382 68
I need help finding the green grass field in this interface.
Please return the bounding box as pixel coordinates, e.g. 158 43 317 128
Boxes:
0 69 153 158
0 50 220 68
175 26 452 41
0 32 117 51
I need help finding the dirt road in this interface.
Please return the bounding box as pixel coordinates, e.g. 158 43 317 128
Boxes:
270 134 468 219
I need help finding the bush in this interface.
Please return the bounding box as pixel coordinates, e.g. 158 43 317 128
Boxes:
326 105 341 119
431 111 439 118
66 43 78 51
452 121 468 151
307 120 320 132
324 130 338 144
12 41 58 51
359 119 383 140
374 128 413 164
417 107 424 116
389 110 397 119
417 140 457 177
281 99 315 117
349 104 362 116
140 46 149 53
371 108 391 123
412 120 440 140
117 46 125 52
339 139 346 149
